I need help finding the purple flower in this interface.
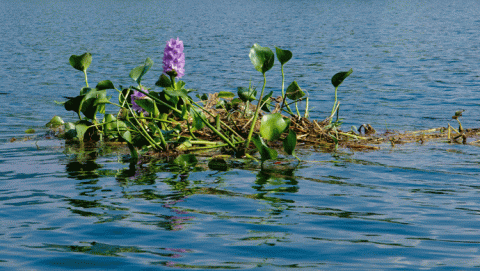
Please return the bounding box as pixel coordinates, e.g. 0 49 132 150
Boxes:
130 86 149 114
163 37 185 78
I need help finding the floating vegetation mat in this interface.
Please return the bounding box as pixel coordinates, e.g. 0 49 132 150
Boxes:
34 39 480 164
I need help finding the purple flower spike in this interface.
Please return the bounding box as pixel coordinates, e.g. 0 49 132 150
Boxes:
131 86 149 114
163 37 185 78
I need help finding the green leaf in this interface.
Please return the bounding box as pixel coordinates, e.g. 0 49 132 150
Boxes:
286 81 305 100
237 87 256 102
135 98 160 118
176 138 193 151
46 115 64 128
64 122 77 139
164 88 189 99
75 123 89 142
69 53 92 72
96 80 115 90
129 57 154 85
331 68 353 88
283 130 297 156
155 74 172 88
189 107 206 131
121 131 132 143
260 113 289 141
25 128 35 134
80 89 108 119
218 91 235 99
275 47 292 65
64 122 75 131
93 96 111 106
249 43 275 74
252 134 278 162
103 114 117 133
173 154 198 167
80 87 91 95
197 93 208 101
176 80 186 90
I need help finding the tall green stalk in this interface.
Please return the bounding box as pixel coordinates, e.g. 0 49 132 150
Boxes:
280 64 293 114
330 86 339 122
245 73 267 149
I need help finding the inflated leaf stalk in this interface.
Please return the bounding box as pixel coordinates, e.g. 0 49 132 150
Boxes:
245 44 274 149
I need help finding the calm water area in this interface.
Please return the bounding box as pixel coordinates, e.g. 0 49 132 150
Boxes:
1 0 480 270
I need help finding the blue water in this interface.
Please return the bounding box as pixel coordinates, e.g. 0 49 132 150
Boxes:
1 0 480 270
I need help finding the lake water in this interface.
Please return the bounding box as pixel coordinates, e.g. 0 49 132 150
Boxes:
1 0 480 270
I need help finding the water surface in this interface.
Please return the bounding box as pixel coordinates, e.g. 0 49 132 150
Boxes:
1 0 480 270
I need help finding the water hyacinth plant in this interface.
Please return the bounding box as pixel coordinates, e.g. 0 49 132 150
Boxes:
50 38 363 166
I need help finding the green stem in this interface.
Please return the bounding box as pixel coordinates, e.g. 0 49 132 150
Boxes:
132 86 182 114
187 120 197 140
126 103 165 150
126 142 138 162
304 97 309 118
191 101 244 139
280 64 293 113
169 75 176 89
331 86 338 118
245 73 267 149
192 109 237 151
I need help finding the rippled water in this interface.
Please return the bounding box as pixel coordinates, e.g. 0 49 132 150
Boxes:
1 0 480 270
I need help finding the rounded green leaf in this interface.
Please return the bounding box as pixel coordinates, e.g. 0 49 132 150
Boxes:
64 122 75 131
286 81 305 100
260 113 289 141
103 114 117 132
64 95 84 114
155 74 172 88
331 68 353 88
135 98 160 118
237 87 256 102
283 130 297 156
218 91 235 99
96 80 115 90
75 123 89 142
64 122 77 139
275 47 292 65
189 107 206 131
80 89 108 119
252 134 278 161
129 58 154 85
69 53 92 72
46 115 64 128
121 131 132 143
249 44 275 74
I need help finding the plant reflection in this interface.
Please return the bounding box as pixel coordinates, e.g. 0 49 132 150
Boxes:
62 147 303 232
